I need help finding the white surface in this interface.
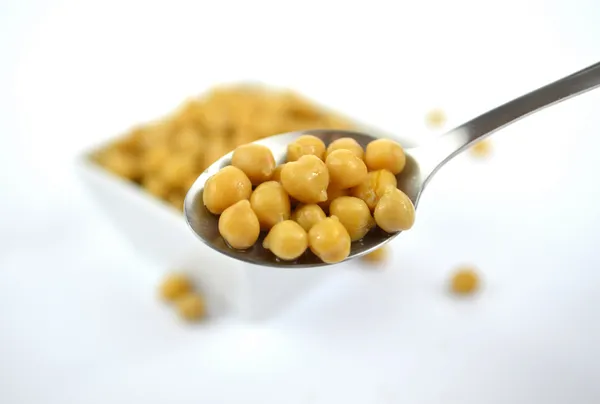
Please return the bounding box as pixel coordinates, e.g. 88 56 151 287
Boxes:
2 0 600 403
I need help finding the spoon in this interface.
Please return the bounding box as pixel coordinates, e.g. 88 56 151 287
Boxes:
185 61 600 268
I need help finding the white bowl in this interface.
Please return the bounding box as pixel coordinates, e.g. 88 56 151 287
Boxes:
75 96 408 320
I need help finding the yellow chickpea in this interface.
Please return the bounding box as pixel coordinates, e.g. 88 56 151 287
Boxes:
470 139 492 158
365 139 406 174
218 200 260 249
263 220 309 261
374 187 415 233
203 166 252 214
329 196 375 241
280 155 330 204
231 143 277 185
318 185 349 212
425 108 446 129
271 164 285 182
250 181 291 230
159 273 193 301
326 137 364 160
450 266 480 295
292 204 326 232
325 149 368 189
176 293 207 321
308 216 351 264
350 169 398 210
286 135 327 162
362 246 389 263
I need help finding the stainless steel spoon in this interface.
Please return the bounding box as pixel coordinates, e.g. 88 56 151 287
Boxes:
185 61 600 268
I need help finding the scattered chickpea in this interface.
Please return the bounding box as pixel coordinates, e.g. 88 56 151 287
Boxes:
374 187 415 233
263 220 309 261
203 166 252 214
365 139 406 174
286 135 327 162
280 155 329 204
329 196 375 241
176 293 207 321
292 204 326 232
326 149 368 189
218 200 260 250
159 273 193 301
470 139 492 158
361 246 389 263
308 216 351 264
250 181 291 230
231 143 276 185
425 108 446 128
450 267 480 295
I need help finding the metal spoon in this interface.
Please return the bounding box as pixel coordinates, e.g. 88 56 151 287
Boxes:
185 61 600 268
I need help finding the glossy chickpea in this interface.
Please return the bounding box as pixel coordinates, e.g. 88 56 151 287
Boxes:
318 185 349 212
292 204 326 232
326 137 364 160
203 166 252 214
351 169 397 210
250 181 291 230
176 293 207 321
450 267 480 295
263 220 309 261
329 196 375 241
365 139 406 174
326 149 368 189
308 216 351 264
231 143 276 185
271 164 285 182
280 155 330 204
286 135 327 162
374 187 415 233
218 200 260 249
159 273 193 301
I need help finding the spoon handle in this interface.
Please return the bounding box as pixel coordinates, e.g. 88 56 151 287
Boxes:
415 61 600 179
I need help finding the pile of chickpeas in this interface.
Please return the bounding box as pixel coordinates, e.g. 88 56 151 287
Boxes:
92 86 355 212
202 134 416 264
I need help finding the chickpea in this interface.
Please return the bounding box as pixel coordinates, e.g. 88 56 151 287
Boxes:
250 181 291 230
203 166 252 214
362 246 389 263
318 185 349 212
350 169 397 210
365 139 406 174
326 149 368 189
218 200 260 249
286 135 326 162
280 155 329 204
272 164 285 182
470 139 492 158
308 216 351 264
263 220 308 261
176 293 207 321
159 273 193 301
425 108 446 129
329 196 375 241
374 187 415 233
292 204 326 232
231 143 276 185
450 266 480 295
326 137 364 160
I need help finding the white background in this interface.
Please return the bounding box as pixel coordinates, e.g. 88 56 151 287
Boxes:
2 0 600 403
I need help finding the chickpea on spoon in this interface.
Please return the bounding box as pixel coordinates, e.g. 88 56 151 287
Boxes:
185 61 600 267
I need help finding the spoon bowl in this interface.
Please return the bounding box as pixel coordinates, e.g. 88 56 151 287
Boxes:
184 129 414 267
185 61 600 268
